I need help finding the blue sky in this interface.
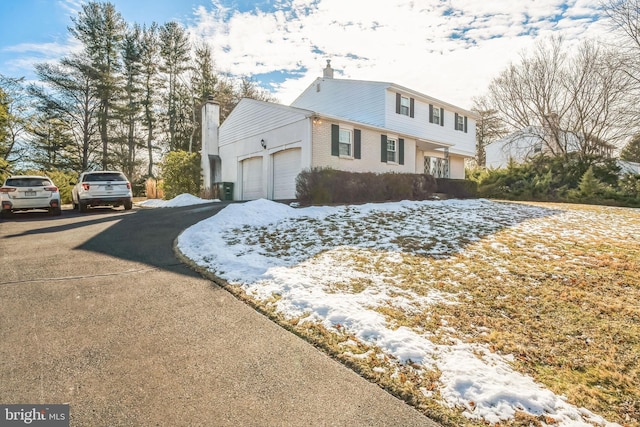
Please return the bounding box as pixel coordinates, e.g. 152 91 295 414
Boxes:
0 0 609 108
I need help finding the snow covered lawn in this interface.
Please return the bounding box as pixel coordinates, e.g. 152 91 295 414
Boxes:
177 199 639 427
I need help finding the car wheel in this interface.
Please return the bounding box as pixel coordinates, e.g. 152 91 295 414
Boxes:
72 199 78 210
49 207 62 216
124 200 133 210
0 209 10 219
79 201 89 213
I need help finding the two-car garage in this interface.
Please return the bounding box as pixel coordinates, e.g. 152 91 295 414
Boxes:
240 148 301 200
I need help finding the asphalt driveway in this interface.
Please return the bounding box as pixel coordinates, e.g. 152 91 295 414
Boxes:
0 204 438 426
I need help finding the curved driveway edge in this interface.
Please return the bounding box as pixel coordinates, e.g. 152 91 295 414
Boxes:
0 204 439 426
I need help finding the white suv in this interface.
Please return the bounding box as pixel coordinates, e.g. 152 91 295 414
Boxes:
0 175 62 217
72 171 133 212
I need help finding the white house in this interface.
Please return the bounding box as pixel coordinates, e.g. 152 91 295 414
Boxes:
486 123 616 170
202 61 478 201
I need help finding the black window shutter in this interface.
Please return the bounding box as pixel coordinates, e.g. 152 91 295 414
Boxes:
440 108 445 127
464 116 468 133
409 98 415 118
354 129 361 159
381 135 387 163
455 112 459 130
331 124 339 156
429 104 434 123
395 93 401 114
399 138 405 165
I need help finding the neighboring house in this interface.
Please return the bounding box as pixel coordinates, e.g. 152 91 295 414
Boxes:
201 61 478 201
485 127 545 169
486 125 615 169
618 160 640 175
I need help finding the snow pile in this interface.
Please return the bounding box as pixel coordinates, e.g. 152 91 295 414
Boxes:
177 198 620 426
138 193 218 208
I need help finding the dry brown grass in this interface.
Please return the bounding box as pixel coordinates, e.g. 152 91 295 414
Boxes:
212 201 640 426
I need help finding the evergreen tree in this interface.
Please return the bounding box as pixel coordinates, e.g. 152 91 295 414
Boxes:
139 23 161 176
621 134 640 162
114 23 144 179
69 1 126 170
29 57 100 171
28 115 76 171
0 75 32 165
159 21 191 151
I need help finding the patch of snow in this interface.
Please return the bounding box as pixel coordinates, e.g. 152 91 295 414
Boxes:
176 198 622 427
138 193 218 208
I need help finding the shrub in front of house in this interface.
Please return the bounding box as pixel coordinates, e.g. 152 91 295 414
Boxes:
435 178 478 199
296 168 439 204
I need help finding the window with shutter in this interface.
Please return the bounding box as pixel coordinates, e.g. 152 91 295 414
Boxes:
354 129 361 159
331 124 339 156
387 138 397 163
339 128 352 156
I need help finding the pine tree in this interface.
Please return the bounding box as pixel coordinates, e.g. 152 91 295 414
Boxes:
620 134 640 163
159 21 191 152
139 23 160 177
29 57 100 171
114 23 144 180
69 1 126 170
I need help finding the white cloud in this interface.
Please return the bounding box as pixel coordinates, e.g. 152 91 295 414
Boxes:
190 0 609 108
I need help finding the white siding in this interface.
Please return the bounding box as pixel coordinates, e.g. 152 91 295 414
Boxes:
383 89 476 157
241 157 264 200
216 99 314 201
293 79 476 161
220 98 312 147
291 78 387 128
272 148 302 199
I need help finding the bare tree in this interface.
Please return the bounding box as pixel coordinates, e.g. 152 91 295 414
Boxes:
471 96 507 167
486 36 635 161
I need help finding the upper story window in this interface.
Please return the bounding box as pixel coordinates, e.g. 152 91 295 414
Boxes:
454 112 468 132
339 128 352 156
395 93 414 117
400 96 410 116
429 104 445 126
433 107 441 125
387 138 397 163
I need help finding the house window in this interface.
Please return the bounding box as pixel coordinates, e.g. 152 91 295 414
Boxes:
454 113 468 132
424 156 449 178
433 107 441 125
339 128 352 156
387 138 397 163
400 96 410 116
533 142 542 153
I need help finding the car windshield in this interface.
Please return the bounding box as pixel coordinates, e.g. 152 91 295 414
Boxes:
4 178 51 187
83 173 127 182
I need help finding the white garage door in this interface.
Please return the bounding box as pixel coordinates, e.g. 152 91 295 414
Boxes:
242 157 264 200
273 148 302 200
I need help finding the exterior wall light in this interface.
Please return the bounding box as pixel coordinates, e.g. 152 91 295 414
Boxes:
260 139 267 149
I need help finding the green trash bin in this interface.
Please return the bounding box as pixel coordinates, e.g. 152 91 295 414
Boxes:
220 182 233 201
